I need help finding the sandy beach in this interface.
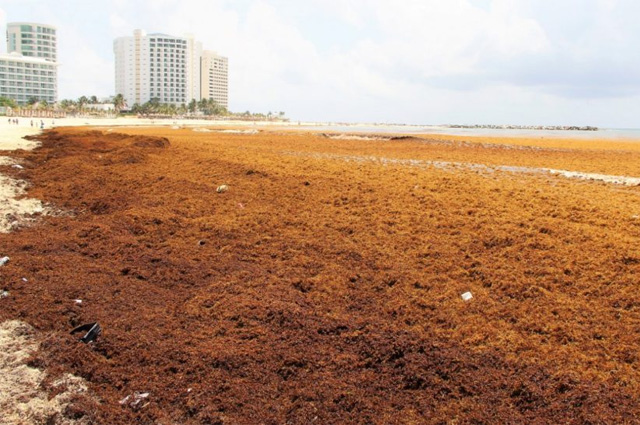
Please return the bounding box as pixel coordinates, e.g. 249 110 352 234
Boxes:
2 124 640 423
0 121 46 234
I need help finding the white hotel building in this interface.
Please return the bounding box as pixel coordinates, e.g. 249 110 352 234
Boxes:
1 22 58 104
201 50 229 109
114 30 228 109
114 30 202 107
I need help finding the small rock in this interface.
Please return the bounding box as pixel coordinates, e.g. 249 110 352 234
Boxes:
216 184 229 193
198 240 206 246
461 292 473 302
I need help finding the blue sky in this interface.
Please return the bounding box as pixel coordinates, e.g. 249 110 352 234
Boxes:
1 0 639 127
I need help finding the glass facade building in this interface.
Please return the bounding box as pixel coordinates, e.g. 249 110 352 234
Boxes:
0 53 57 104
2 22 58 105
7 22 57 62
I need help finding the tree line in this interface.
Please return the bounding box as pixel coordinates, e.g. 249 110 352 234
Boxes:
129 97 227 116
0 94 287 120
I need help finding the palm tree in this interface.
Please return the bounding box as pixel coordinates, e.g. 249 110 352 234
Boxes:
209 100 224 116
188 99 197 114
59 99 77 113
147 98 160 114
77 96 89 112
113 94 125 114
197 98 208 113
0 96 18 108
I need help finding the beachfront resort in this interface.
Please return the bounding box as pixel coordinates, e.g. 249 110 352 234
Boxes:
114 29 228 109
0 22 58 105
1 20 229 112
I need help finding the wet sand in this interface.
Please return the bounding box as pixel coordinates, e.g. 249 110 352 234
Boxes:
2 126 640 423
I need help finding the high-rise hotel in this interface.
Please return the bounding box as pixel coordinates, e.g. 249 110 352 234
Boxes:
1 22 58 104
114 30 228 109
201 50 229 109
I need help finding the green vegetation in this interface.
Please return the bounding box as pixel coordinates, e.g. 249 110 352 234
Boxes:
126 97 287 120
129 97 229 116
0 93 287 121
113 94 125 114
0 96 18 108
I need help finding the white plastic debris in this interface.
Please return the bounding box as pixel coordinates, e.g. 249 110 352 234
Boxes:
0 257 9 266
216 184 229 193
12 164 24 169
21 278 28 282
0 290 9 298
119 392 150 407
74 299 83 305
461 292 473 302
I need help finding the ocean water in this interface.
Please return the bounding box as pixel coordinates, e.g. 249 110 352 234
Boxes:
294 124 640 140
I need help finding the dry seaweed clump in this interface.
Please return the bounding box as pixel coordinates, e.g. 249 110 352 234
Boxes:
2 127 640 424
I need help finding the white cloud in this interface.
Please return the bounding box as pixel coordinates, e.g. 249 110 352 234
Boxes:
108 12 131 39
57 25 114 99
350 0 550 81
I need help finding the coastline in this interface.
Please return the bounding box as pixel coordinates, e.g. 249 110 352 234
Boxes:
7 115 640 141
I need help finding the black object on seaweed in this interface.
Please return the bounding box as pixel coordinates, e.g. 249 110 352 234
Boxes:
70 322 101 343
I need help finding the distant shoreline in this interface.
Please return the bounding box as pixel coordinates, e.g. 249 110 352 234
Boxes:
3 116 638 141
444 124 598 132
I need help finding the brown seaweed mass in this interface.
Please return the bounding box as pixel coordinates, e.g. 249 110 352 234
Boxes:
2 127 640 424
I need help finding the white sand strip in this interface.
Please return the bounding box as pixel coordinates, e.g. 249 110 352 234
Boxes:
0 174 46 233
0 121 41 151
0 121 47 233
543 168 640 186
0 321 89 425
